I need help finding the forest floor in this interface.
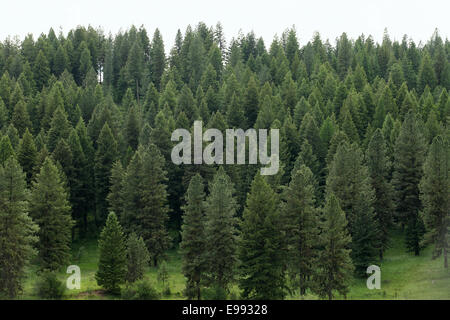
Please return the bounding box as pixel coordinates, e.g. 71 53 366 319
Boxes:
19 229 449 300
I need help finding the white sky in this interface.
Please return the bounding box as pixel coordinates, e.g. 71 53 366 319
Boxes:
1 0 449 47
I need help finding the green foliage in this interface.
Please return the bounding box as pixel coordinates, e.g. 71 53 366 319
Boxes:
126 233 150 283
180 173 206 299
35 271 65 299
419 135 449 267
392 111 427 255
239 174 286 299
30 157 74 271
366 129 394 259
0 157 38 298
313 194 354 300
121 279 160 300
96 212 127 294
282 165 320 295
204 167 239 292
327 142 379 275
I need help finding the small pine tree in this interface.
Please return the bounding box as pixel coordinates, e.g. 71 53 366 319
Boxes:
96 212 127 294
157 260 169 287
126 233 150 283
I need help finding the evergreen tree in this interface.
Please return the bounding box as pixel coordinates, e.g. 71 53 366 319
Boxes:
281 165 320 295
392 111 427 255
30 157 74 270
95 123 118 227
33 50 50 91
419 135 449 267
96 212 127 294
327 142 379 275
0 157 38 298
417 53 437 93
180 174 206 300
17 128 38 184
149 29 166 90
366 129 394 259
239 174 286 300
0 135 16 166
121 144 170 265
12 100 32 136
204 167 239 292
313 194 354 300
126 232 150 283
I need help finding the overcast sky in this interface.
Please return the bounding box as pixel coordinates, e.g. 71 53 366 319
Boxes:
2 0 448 47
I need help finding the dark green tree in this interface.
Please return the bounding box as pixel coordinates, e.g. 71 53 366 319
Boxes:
30 157 74 270
180 174 206 300
96 212 127 294
313 194 354 300
0 157 38 298
126 232 150 283
239 174 286 300
95 123 118 227
419 135 449 268
366 129 394 259
281 165 320 295
392 111 427 255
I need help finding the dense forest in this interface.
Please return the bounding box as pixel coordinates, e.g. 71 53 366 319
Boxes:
0 22 448 300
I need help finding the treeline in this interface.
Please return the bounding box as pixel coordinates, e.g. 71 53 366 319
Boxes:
0 23 448 299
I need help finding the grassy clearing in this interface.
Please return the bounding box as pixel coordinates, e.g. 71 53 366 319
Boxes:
18 229 449 300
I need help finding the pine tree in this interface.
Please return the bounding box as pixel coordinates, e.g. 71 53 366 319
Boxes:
282 165 320 295
392 111 427 255
243 76 259 128
417 53 437 93
0 157 38 298
419 135 449 268
125 106 140 150
366 129 394 259
95 123 118 227
30 157 74 270
121 144 170 265
17 128 37 184
0 135 16 166
239 174 285 299
126 232 150 283
12 100 32 136
47 106 71 152
33 50 50 91
204 167 239 292
326 142 380 275
107 160 125 219
149 29 166 90
96 212 127 294
180 174 206 300
313 194 354 300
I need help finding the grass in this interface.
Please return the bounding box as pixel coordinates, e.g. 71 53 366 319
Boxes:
18 229 449 300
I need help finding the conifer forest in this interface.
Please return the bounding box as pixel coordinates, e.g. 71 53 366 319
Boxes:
0 21 448 301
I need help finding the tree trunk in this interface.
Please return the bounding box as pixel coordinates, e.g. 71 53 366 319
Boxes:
444 246 448 268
